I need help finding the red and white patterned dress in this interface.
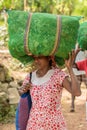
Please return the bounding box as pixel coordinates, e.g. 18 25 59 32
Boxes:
24 68 68 130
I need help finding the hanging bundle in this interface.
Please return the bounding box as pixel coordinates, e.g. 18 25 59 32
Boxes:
78 22 87 50
7 10 81 65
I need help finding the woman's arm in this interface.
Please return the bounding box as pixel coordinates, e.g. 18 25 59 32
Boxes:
63 70 81 96
63 49 81 96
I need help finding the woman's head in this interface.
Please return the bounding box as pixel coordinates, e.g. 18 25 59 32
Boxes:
33 56 56 70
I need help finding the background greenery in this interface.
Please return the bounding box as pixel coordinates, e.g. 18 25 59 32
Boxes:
0 0 87 18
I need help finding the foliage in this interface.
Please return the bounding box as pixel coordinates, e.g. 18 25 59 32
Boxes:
0 0 87 18
0 0 24 11
55 0 76 15
72 0 87 19
0 100 17 123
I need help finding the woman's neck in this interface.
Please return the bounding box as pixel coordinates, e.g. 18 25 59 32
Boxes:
36 66 52 77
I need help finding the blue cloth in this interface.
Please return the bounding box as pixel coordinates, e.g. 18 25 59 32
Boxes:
15 92 32 130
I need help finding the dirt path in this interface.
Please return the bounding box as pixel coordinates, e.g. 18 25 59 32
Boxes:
62 86 87 130
0 85 87 130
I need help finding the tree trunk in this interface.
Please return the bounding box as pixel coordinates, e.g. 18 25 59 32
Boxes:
24 0 27 11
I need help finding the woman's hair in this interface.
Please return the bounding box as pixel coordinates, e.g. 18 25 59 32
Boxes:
49 56 56 67
49 59 52 66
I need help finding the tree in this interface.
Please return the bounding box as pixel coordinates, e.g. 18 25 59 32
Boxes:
55 0 76 15
72 0 87 18
0 0 87 18
0 0 24 11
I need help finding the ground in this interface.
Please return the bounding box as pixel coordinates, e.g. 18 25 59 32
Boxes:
0 49 87 130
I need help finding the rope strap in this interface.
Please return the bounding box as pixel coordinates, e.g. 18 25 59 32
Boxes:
24 14 61 56
24 13 32 56
50 15 61 55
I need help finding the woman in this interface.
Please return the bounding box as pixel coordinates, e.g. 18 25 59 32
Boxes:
20 49 81 130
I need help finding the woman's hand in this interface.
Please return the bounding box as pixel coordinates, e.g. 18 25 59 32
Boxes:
63 48 81 96
18 83 32 95
65 48 81 70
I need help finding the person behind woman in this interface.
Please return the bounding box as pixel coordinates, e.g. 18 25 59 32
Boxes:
73 43 87 75
70 43 87 112
19 49 81 130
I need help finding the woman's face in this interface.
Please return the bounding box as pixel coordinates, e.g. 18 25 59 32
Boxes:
33 56 50 70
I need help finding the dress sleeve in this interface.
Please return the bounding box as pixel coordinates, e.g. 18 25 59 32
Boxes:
22 74 30 86
56 69 69 86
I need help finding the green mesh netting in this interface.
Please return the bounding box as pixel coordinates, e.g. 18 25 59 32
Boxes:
7 10 81 65
78 22 87 50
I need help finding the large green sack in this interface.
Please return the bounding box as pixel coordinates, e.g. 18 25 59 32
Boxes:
7 10 80 65
78 22 87 50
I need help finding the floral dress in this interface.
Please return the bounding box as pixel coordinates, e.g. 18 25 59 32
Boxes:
23 68 68 130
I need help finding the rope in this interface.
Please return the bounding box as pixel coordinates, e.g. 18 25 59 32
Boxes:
24 13 32 56
24 14 61 56
50 15 61 55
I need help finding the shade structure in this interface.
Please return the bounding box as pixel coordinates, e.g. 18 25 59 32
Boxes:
7 10 81 65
